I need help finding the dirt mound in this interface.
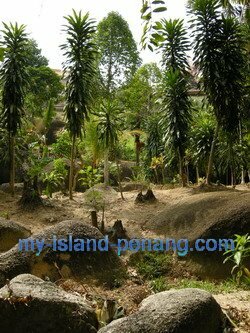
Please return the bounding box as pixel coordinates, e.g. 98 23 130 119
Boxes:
0 218 31 252
0 220 125 288
144 191 250 241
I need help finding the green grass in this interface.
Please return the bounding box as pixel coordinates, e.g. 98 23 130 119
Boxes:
149 277 249 294
129 251 172 279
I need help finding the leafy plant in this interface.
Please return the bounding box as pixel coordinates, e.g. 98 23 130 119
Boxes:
224 234 250 285
42 158 67 198
61 10 98 199
78 165 102 189
0 22 29 196
129 252 171 279
84 184 118 230
140 0 167 51
94 99 123 185
190 0 247 184
150 276 168 292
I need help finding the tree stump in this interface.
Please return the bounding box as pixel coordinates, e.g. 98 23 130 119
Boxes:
135 189 157 204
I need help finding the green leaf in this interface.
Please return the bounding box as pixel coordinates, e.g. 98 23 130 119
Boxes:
153 7 167 13
152 0 165 4
234 251 242 266
148 44 154 52
0 47 5 61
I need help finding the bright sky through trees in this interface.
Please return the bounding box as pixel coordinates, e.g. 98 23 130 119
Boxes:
1 0 186 68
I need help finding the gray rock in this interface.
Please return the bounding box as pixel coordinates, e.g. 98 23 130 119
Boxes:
0 182 23 194
99 288 224 333
0 220 124 287
0 274 98 333
0 218 31 252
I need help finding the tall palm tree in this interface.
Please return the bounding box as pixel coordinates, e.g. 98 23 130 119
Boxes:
161 69 192 186
61 10 98 199
95 100 122 186
159 19 192 186
191 0 247 184
0 22 29 196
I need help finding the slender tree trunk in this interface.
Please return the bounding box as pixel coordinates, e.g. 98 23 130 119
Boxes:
239 120 245 184
196 166 199 184
135 134 140 167
154 169 159 184
116 160 125 200
231 168 234 186
91 210 98 228
178 148 186 187
104 148 109 186
206 123 219 185
161 166 166 185
9 134 15 197
69 135 76 200
101 207 105 233
186 163 189 185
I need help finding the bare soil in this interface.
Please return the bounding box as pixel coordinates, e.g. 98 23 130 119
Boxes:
0 184 249 331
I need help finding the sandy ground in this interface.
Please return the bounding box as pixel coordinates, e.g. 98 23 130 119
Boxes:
0 184 249 331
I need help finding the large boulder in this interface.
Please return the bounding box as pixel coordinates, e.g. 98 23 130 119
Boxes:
0 274 98 333
0 220 124 288
99 288 225 333
0 218 31 252
145 191 250 241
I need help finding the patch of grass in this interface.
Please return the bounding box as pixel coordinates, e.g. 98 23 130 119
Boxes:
166 278 248 294
150 277 168 292
129 251 172 279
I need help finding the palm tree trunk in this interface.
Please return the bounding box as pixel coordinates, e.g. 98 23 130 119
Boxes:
196 166 199 184
104 148 109 186
206 123 219 185
239 120 245 184
69 135 76 200
178 148 186 187
9 134 15 197
231 168 234 186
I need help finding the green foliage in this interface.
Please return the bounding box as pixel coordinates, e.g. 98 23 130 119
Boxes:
0 47 5 61
150 276 168 292
95 99 123 150
26 39 48 67
140 0 167 51
189 103 216 169
61 10 98 139
0 22 29 135
129 252 171 279
161 69 192 157
43 98 56 129
159 19 190 72
170 278 246 293
25 66 63 117
120 63 161 130
42 158 67 198
145 113 164 162
191 0 247 135
51 130 72 158
224 234 250 285
78 165 103 188
97 11 141 92
217 133 247 180
84 119 102 165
